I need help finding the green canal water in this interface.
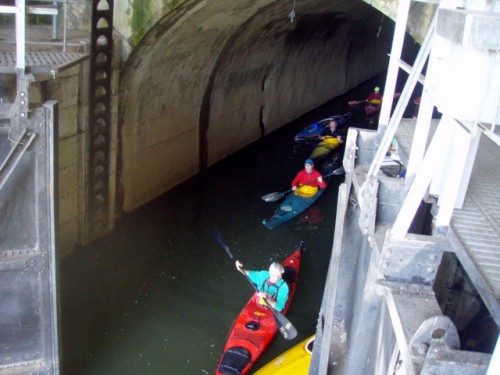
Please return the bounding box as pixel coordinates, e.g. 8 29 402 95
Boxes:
60 79 403 374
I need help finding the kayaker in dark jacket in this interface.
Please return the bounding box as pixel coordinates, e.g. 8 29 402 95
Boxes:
319 119 344 143
235 260 289 311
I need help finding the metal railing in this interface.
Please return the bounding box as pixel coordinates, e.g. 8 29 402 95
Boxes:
0 1 71 53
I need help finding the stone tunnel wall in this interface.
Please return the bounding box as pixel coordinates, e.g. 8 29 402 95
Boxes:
118 0 398 212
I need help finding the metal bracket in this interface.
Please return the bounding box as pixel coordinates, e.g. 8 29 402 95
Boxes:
16 69 35 119
409 315 460 371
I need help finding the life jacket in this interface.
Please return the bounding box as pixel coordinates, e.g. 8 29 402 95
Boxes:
322 136 340 146
367 92 382 104
260 278 285 300
294 184 319 198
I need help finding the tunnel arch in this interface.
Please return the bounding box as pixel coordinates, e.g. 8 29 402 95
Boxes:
118 0 402 212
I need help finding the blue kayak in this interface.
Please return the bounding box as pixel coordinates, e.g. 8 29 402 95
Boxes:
294 112 351 143
262 160 341 230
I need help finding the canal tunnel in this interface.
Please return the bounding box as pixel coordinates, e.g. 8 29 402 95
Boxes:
117 0 425 213
0 0 432 246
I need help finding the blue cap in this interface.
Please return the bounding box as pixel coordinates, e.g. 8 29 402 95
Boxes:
305 158 314 165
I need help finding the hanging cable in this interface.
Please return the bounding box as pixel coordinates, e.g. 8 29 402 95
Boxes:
288 0 296 23
377 15 384 38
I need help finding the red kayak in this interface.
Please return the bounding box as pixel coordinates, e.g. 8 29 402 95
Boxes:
348 92 401 115
216 242 304 375
364 102 381 116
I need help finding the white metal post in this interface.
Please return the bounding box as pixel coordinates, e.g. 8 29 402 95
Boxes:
52 1 57 40
404 14 444 184
366 13 437 181
378 0 412 129
434 121 481 229
15 0 26 71
487 335 500 375
405 91 435 182
392 116 451 239
63 0 67 52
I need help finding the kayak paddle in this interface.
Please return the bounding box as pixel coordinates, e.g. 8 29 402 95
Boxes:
214 228 297 341
348 92 401 107
261 165 346 203
348 99 367 107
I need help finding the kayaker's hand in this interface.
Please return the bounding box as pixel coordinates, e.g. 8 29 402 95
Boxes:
236 260 244 272
292 186 297 191
257 292 267 299
337 136 343 143
317 177 323 183
260 296 276 308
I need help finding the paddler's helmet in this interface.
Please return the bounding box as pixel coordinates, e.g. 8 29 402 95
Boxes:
374 86 380 92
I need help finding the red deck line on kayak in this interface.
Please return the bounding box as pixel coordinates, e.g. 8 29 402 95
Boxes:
232 328 265 347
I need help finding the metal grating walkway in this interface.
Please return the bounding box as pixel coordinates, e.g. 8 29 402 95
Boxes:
0 50 88 75
452 135 500 296
395 119 438 162
395 119 500 322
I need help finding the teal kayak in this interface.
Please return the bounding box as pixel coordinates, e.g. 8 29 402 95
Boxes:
262 159 342 229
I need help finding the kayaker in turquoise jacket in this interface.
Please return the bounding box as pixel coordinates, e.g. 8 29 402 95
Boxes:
235 260 289 311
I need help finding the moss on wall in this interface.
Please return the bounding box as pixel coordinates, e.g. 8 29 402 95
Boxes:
129 0 153 47
126 0 186 48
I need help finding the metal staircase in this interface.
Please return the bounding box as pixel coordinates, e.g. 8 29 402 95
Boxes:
361 0 500 373
310 1 500 374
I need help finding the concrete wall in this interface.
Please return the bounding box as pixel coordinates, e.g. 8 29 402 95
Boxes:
365 0 437 43
112 1 435 57
19 0 432 249
25 65 89 256
118 0 397 212
49 68 85 256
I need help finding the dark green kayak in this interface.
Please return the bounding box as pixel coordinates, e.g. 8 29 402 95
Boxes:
262 159 342 229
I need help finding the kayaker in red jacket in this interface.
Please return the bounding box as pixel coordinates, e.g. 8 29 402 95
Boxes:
292 159 327 193
367 86 382 103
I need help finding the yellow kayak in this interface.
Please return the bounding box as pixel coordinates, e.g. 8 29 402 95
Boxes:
254 335 314 375
309 137 341 159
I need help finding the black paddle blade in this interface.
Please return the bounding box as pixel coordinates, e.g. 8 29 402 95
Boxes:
276 314 298 340
214 228 234 260
261 191 286 202
332 166 345 175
